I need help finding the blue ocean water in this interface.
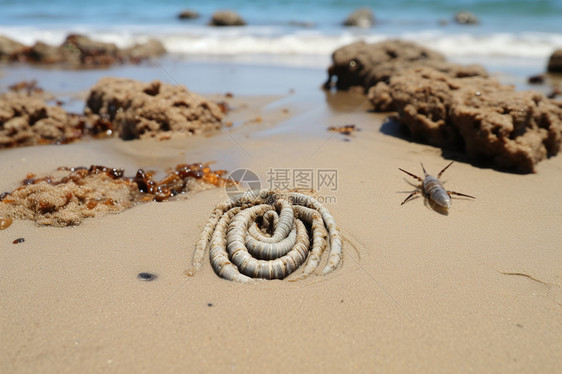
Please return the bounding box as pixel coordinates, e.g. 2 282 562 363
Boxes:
0 0 561 66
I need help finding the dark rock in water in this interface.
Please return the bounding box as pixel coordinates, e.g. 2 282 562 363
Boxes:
178 9 199 19
0 33 166 68
368 67 562 173
122 39 166 61
547 49 562 73
289 20 316 28
343 8 375 28
137 272 157 281
209 10 246 26
0 35 26 61
61 33 120 66
26 41 64 64
528 74 545 84
324 40 487 92
454 11 479 25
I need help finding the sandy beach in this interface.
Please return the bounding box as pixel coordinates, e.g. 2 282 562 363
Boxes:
0 54 561 373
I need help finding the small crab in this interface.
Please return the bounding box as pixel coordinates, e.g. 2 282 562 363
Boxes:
399 161 475 209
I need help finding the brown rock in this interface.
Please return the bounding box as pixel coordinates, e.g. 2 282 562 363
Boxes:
0 33 165 67
343 8 375 28
122 39 166 61
368 67 562 172
324 40 486 92
209 10 246 26
26 41 64 64
178 9 199 19
547 49 562 73
0 92 77 148
85 77 224 140
61 33 120 66
454 11 479 25
289 20 316 28
0 35 26 61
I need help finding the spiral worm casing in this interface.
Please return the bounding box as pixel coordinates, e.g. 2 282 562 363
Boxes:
190 190 343 283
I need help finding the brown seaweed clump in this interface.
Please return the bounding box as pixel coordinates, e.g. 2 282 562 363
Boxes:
369 67 562 173
328 124 359 136
324 40 487 92
85 77 224 140
0 163 231 227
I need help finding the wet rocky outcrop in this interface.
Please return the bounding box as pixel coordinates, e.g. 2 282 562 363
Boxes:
343 8 375 28
324 40 486 92
547 49 562 73
369 67 562 173
0 91 84 148
0 34 166 67
209 10 246 26
85 77 224 140
454 11 479 25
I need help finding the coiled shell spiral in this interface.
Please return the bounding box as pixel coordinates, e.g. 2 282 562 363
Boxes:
190 190 342 283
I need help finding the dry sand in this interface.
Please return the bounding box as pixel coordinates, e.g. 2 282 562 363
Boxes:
1 67 561 373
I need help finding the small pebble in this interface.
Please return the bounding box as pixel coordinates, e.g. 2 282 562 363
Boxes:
137 272 157 281
207 303 214 307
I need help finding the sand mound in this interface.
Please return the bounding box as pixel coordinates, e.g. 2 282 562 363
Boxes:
85 77 225 140
0 91 85 148
0 164 230 227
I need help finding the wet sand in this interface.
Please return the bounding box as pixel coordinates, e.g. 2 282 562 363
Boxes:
1 61 561 373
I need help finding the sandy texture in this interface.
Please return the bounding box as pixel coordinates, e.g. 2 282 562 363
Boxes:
0 70 561 373
0 164 228 227
85 77 225 140
1 77 226 149
369 67 562 173
0 91 83 148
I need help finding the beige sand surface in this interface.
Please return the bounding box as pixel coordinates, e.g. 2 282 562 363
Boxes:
1 90 561 373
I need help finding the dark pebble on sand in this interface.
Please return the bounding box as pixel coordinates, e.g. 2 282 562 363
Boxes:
207 303 213 307
13 238 25 244
137 272 157 281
